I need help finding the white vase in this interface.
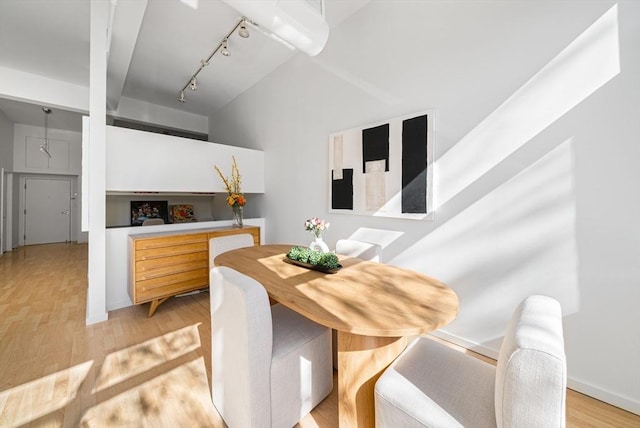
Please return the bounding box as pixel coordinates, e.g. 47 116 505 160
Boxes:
310 236 330 253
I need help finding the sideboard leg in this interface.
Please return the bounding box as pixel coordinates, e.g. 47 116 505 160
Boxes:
148 297 170 317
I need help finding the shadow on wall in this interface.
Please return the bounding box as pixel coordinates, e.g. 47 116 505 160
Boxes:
344 5 621 353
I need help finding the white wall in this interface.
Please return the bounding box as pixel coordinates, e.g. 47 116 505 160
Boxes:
210 0 640 413
0 109 14 170
12 124 82 174
105 126 264 193
109 96 209 135
0 110 14 252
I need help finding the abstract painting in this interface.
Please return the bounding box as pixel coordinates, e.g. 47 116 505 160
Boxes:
329 111 434 219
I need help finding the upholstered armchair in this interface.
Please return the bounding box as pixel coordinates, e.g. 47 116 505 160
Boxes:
209 266 333 428
375 295 566 428
335 238 382 262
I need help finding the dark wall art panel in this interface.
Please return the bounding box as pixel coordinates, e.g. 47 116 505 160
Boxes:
362 124 390 173
402 114 428 214
331 169 354 210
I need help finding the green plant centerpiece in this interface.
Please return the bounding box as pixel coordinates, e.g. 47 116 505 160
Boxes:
286 246 341 272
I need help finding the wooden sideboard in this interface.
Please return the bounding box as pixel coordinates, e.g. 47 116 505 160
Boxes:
129 225 260 316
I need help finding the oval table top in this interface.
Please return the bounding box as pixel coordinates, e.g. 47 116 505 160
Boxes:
214 244 459 337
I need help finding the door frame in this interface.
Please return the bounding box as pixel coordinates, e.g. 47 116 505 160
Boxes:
18 174 79 246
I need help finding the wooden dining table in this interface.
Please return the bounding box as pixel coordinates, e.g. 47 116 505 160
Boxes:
214 244 459 428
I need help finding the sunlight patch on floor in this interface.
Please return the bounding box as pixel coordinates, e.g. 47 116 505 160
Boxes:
0 361 93 427
81 357 220 427
95 323 202 392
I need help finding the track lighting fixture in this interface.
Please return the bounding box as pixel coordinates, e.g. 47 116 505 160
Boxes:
178 16 252 104
40 107 52 159
220 39 231 57
238 19 250 38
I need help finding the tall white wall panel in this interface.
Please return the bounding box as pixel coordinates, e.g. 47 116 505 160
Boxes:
105 126 264 193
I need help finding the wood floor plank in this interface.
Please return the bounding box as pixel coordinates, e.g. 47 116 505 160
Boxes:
0 243 638 427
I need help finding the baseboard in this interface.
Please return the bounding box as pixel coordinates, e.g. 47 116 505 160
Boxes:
430 330 499 360
431 330 640 416
107 299 133 312
85 312 108 325
567 378 640 415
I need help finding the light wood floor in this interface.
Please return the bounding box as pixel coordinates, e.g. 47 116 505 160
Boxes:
0 243 638 427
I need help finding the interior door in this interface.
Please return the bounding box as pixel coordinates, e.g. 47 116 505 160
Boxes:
24 177 71 245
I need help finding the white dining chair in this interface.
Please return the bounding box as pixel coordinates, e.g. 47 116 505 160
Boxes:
210 266 333 428
141 218 165 226
335 238 382 262
375 295 566 428
208 233 254 272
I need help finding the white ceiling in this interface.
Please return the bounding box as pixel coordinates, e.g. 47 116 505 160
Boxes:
0 0 369 133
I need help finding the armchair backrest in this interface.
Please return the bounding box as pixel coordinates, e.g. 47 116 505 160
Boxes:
335 239 382 262
209 233 254 270
495 295 566 428
210 266 273 428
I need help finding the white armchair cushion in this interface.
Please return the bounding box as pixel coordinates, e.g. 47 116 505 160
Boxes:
375 338 496 427
375 295 566 428
270 304 333 428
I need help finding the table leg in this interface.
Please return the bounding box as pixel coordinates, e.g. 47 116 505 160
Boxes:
337 332 407 428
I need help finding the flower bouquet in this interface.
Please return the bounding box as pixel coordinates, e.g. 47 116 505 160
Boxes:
215 156 246 227
305 217 330 252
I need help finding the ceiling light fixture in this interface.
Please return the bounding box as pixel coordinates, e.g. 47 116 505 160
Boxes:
40 107 52 159
178 17 251 104
238 19 250 38
220 39 231 57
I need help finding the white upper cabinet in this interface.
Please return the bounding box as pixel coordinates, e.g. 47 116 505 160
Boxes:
105 126 264 193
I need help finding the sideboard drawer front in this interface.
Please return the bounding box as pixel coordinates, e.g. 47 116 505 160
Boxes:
135 253 209 281
135 269 209 302
135 233 207 251
136 242 208 261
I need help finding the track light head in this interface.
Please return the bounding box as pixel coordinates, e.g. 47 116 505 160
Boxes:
40 145 52 158
220 39 230 57
41 107 53 159
238 20 250 38
178 91 186 103
189 77 197 91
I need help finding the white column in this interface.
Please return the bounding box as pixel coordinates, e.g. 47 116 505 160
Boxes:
86 0 109 325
